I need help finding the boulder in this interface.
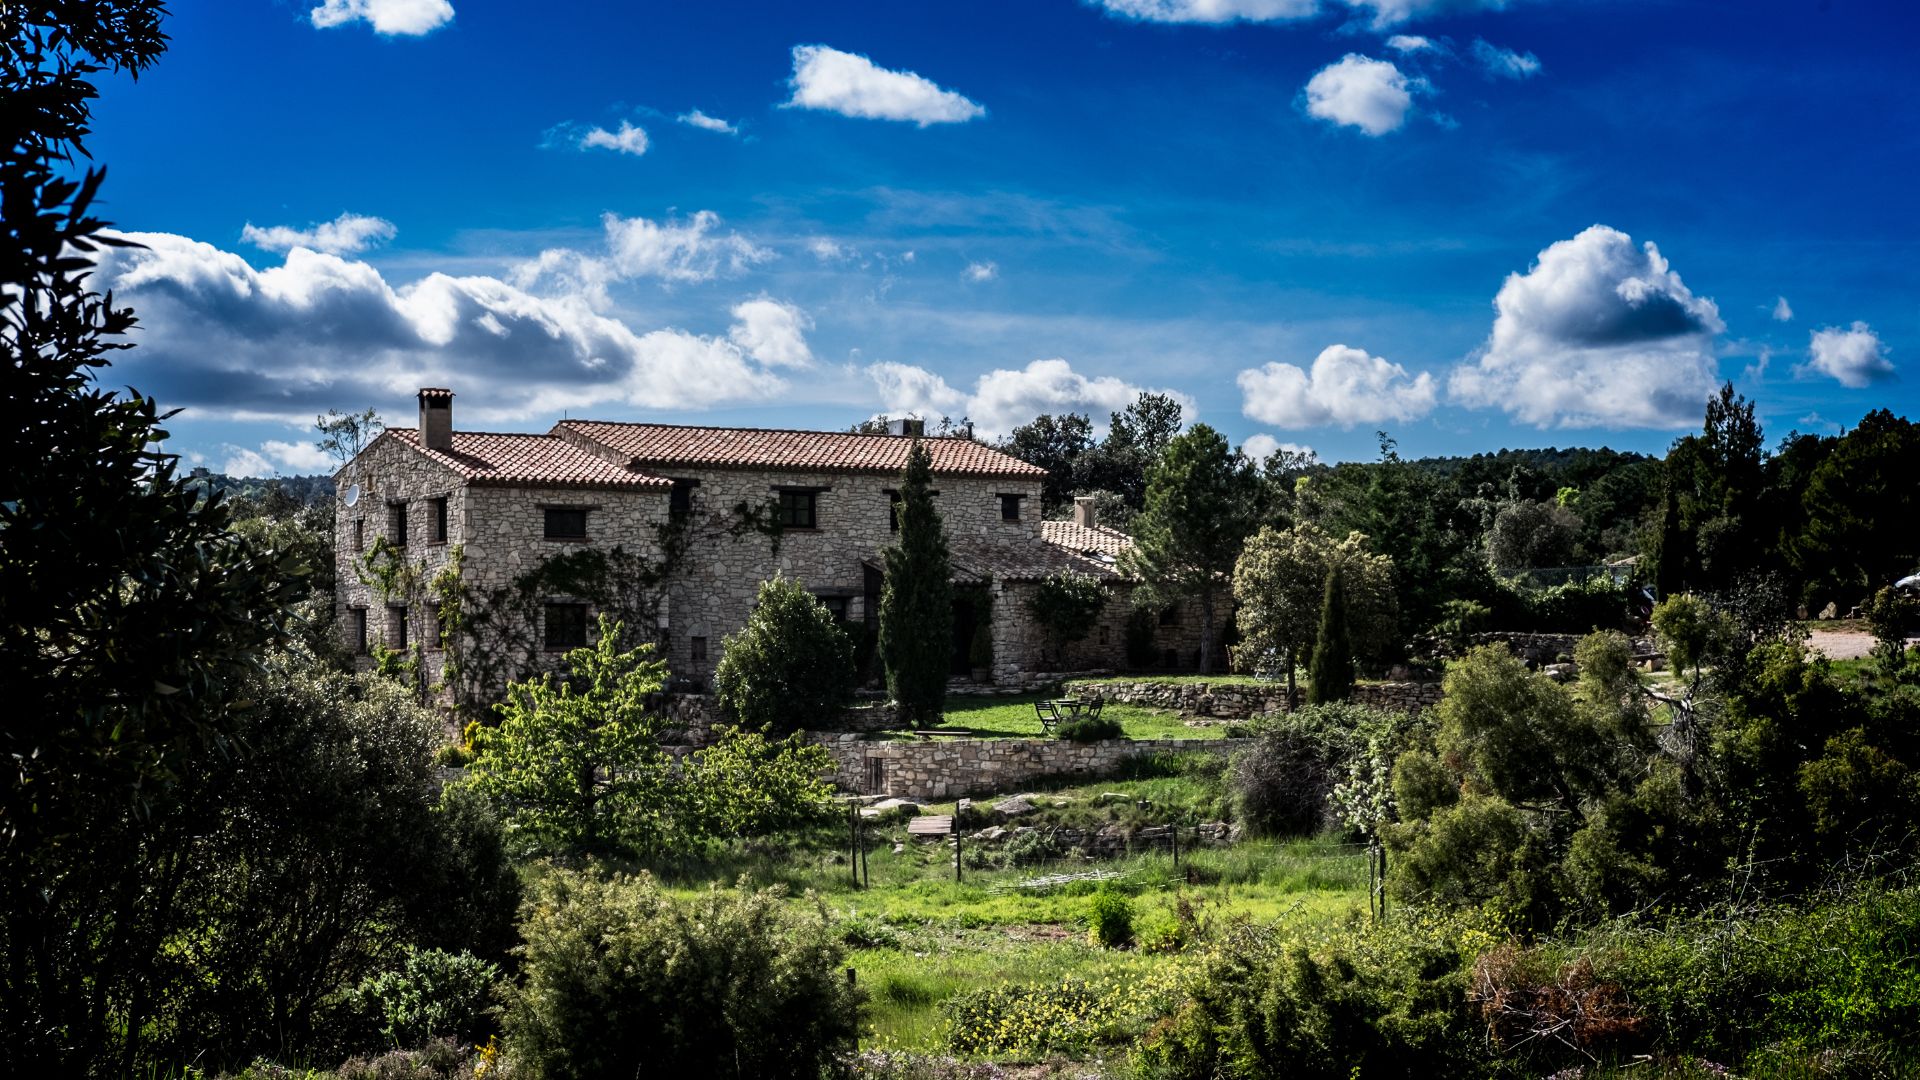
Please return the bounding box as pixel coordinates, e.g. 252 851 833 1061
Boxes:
861 797 922 819
993 794 1040 817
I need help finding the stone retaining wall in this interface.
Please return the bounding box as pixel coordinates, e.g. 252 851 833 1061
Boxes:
814 734 1237 799
1060 679 1445 720
658 692 897 745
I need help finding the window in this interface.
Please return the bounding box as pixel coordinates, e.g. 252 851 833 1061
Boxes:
351 608 368 655
388 502 408 547
818 595 850 622
778 490 818 529
352 518 365 553
545 603 589 650
426 602 442 650
887 489 902 533
670 479 696 521
1099 625 1110 644
430 497 449 543
544 507 588 540
387 605 408 650
1158 606 1180 627
998 493 1023 522
690 636 708 665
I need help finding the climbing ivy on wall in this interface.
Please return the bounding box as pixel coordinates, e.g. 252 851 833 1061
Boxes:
356 497 786 720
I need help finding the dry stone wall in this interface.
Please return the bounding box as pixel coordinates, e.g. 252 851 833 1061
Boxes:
814 733 1237 799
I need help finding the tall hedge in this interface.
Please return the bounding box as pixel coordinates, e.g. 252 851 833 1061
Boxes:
715 574 856 734
879 439 953 726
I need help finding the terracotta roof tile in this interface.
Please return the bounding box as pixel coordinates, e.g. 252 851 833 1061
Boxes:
389 428 670 490
1040 520 1134 559
953 535 1125 584
554 420 1046 478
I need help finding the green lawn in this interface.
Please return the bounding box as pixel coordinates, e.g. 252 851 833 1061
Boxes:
647 765 1367 1056
901 693 1233 740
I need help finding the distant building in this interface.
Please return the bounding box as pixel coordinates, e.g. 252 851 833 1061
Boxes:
333 389 1205 707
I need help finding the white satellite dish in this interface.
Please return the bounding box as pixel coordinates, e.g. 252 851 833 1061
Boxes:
343 483 361 507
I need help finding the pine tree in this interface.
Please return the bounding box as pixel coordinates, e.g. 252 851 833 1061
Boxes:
879 440 952 726
1307 564 1355 704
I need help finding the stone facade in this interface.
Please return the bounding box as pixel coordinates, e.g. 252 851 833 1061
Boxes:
1061 678 1446 719
334 393 1221 710
814 733 1238 800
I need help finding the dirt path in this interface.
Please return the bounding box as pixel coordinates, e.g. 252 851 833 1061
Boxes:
1805 629 1877 660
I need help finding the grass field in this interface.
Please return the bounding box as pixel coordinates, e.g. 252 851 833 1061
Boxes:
649 760 1371 1056
893 693 1235 740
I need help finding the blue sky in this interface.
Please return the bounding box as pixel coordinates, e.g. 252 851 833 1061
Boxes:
84 0 1918 475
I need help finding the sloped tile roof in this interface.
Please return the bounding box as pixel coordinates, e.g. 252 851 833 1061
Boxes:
952 535 1125 585
388 428 671 490
553 420 1046 478
1041 520 1134 559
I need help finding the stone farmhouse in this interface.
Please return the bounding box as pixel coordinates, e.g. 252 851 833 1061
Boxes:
334 389 1206 704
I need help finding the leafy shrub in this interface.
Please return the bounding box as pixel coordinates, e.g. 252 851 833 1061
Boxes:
1231 704 1407 837
352 948 499 1048
503 870 861 1079
715 575 858 734
1086 885 1134 948
1055 715 1123 742
1003 828 1062 866
838 912 903 949
1139 908 1499 1079
944 980 1106 1056
331 1037 473 1080
1025 571 1108 667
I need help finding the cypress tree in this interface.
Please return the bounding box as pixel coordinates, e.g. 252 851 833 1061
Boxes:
1307 564 1355 704
878 439 952 726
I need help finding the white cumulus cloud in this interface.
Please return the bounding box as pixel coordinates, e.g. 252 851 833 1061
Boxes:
1772 295 1794 321
1385 34 1434 52
1304 55 1419 136
1091 0 1318 23
578 120 650 156
1471 38 1542 79
1238 345 1437 429
1241 433 1317 464
513 210 772 306
1449 225 1726 428
309 0 452 35
785 45 985 126
1802 321 1894 388
221 439 335 477
92 232 794 424
867 358 1194 439
963 261 999 282
1345 0 1511 29
241 212 396 256
677 109 738 134
727 297 815 368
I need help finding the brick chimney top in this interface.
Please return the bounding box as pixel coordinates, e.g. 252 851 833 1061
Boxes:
418 388 453 451
1073 495 1096 528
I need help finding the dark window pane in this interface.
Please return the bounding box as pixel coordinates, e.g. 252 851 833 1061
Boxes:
390 503 408 547
545 604 589 650
999 494 1021 521
352 518 365 552
544 508 588 539
1158 606 1179 627
388 606 408 650
670 480 694 518
691 636 708 663
779 491 816 529
431 497 449 542
353 608 368 654
819 595 850 622
887 490 902 532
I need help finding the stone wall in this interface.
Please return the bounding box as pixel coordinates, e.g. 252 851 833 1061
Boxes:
989 579 1211 685
1060 678 1445 719
814 733 1237 799
658 692 898 745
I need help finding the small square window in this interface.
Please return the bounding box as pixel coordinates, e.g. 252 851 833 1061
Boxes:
691 636 708 665
999 493 1022 522
544 508 588 540
389 503 408 547
778 490 818 529
352 518 365 553
387 605 409 650
430 497 449 543
545 603 589 650
818 595 850 622
351 608 368 655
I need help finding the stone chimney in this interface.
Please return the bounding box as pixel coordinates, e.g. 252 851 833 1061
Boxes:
1073 496 1096 528
886 417 926 438
418 388 454 451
